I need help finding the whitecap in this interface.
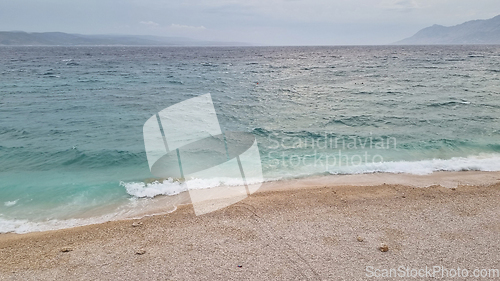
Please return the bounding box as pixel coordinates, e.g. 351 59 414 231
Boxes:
4 200 18 207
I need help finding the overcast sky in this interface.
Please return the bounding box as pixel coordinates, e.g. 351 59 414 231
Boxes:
1 0 499 45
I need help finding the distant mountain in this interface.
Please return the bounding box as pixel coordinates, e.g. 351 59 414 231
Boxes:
0 31 249 46
395 15 500 45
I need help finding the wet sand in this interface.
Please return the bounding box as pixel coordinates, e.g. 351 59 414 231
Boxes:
1 171 499 280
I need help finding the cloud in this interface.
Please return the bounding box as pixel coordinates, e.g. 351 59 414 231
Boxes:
139 21 206 32
139 21 160 27
169 24 207 31
380 0 422 11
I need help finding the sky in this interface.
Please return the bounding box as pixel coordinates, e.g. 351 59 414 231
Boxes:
1 0 500 45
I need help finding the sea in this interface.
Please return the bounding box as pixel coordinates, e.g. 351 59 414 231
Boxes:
1 45 499 233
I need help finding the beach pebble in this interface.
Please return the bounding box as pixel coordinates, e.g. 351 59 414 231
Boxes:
132 221 143 227
357 236 364 242
136 249 146 255
60 247 73 253
379 243 389 252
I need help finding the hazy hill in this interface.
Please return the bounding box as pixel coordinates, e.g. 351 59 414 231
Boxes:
0 31 249 46
395 15 500 45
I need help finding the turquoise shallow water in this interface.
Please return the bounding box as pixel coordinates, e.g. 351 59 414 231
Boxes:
1 46 499 233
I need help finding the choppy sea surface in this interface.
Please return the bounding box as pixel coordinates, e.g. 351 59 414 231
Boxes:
1 46 499 233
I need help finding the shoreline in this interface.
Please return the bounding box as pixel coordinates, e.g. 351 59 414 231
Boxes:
260 170 500 191
0 171 499 279
1 170 500 235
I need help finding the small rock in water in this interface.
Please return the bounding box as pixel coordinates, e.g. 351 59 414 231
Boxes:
61 247 73 253
136 249 146 255
379 243 389 252
357 236 364 242
132 221 143 227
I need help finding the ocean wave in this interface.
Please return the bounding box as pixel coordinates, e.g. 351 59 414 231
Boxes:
328 154 500 175
0 148 145 171
121 178 188 198
3 155 499 234
0 211 131 234
0 217 90 234
123 154 500 200
0 197 178 234
4 200 18 207
121 177 260 198
427 100 470 107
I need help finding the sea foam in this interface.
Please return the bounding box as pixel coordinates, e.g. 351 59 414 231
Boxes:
328 154 500 175
121 177 259 198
